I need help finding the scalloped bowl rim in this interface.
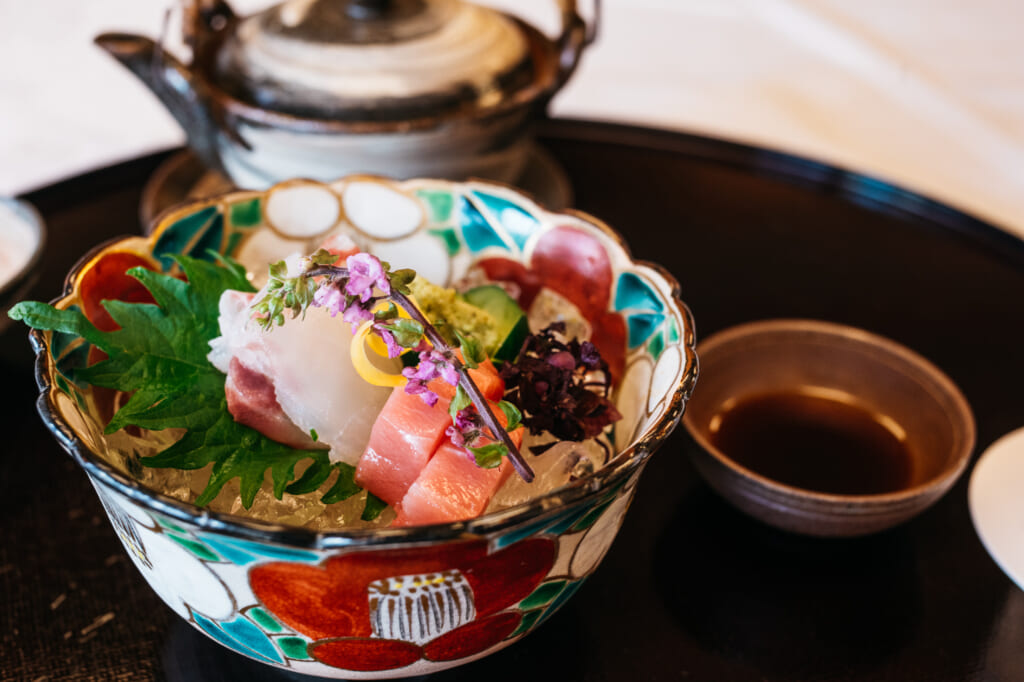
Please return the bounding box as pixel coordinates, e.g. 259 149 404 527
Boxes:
29 176 699 549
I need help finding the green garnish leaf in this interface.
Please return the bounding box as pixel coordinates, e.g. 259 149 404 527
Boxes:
455 330 483 369
467 442 507 469
285 452 333 495
373 302 398 322
497 400 522 432
389 269 416 295
380 318 424 348
309 428 319 442
361 492 389 521
309 248 339 266
449 385 472 419
14 254 375 512
321 462 362 504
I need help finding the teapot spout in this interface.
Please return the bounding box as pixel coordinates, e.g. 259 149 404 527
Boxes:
95 33 226 173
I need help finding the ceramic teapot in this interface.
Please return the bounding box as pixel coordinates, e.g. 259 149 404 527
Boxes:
96 0 598 189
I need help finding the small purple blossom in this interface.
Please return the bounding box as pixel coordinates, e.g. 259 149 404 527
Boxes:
341 301 374 329
404 378 439 407
446 408 482 451
445 425 465 447
401 346 459 406
453 408 477 431
345 253 391 303
313 282 346 317
373 323 403 358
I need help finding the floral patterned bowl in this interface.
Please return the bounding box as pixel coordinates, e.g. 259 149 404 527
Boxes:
28 176 697 678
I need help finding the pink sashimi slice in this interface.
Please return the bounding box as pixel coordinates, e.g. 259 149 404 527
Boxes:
392 411 524 527
392 442 516 527
225 357 316 450
355 362 507 506
354 381 453 506
432 358 505 403
320 233 360 264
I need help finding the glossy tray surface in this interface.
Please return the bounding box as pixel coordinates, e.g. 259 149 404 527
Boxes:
3 120 1023 681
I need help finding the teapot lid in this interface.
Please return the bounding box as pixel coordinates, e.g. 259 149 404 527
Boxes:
211 0 532 120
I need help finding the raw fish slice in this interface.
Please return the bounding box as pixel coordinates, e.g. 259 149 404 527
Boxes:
355 362 506 505
393 409 523 526
225 357 316 450
432 358 505 403
354 381 453 506
392 442 516 527
320 233 359 263
208 288 392 465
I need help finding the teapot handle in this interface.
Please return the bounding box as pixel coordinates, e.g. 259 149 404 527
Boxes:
554 0 600 88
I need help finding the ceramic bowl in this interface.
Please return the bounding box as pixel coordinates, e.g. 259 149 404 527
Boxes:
682 319 973 537
0 197 46 334
28 176 697 678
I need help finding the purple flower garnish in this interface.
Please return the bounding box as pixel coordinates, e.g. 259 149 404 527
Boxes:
313 283 346 317
373 323 403 358
403 378 439 407
345 253 391 303
445 424 465 448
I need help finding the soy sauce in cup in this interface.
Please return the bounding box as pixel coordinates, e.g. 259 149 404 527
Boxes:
708 388 913 495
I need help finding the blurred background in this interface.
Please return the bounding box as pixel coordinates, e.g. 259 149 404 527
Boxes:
2 0 1023 236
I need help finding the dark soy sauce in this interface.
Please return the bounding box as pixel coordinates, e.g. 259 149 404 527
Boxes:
709 390 913 495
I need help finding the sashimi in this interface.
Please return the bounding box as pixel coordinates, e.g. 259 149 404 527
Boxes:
432 358 505 403
320 233 359 263
393 408 523 526
208 286 393 465
224 357 315 450
355 360 506 505
354 381 452 506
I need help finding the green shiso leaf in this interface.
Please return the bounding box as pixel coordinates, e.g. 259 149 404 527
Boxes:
12 254 372 512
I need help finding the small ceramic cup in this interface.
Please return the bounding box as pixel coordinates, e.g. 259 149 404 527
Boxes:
683 319 974 537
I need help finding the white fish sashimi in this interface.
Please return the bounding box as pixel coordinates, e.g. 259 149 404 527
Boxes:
208 288 393 465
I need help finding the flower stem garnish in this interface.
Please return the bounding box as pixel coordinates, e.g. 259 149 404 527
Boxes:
254 250 535 483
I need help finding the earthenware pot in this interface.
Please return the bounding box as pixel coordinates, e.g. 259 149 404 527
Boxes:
28 176 696 677
95 0 599 188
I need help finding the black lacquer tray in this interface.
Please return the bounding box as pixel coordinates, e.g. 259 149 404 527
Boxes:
3 119 1024 681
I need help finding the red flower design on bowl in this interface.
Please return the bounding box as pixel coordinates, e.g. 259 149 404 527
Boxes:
250 537 556 672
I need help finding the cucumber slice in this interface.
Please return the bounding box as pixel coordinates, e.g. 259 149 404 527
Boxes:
463 285 529 362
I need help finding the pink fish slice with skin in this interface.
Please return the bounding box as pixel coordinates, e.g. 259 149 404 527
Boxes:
207 245 392 465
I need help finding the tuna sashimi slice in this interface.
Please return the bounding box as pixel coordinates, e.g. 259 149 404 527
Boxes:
393 411 524 527
354 361 506 506
432 358 505 403
392 443 514 527
354 382 453 506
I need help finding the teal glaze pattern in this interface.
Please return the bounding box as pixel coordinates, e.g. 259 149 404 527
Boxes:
626 313 665 349
416 189 455 224
154 206 218 269
457 195 509 253
614 272 665 313
229 198 262 228
471 190 538 251
193 610 285 665
188 212 225 262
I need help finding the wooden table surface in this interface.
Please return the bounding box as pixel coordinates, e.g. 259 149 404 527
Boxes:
3 119 1024 681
